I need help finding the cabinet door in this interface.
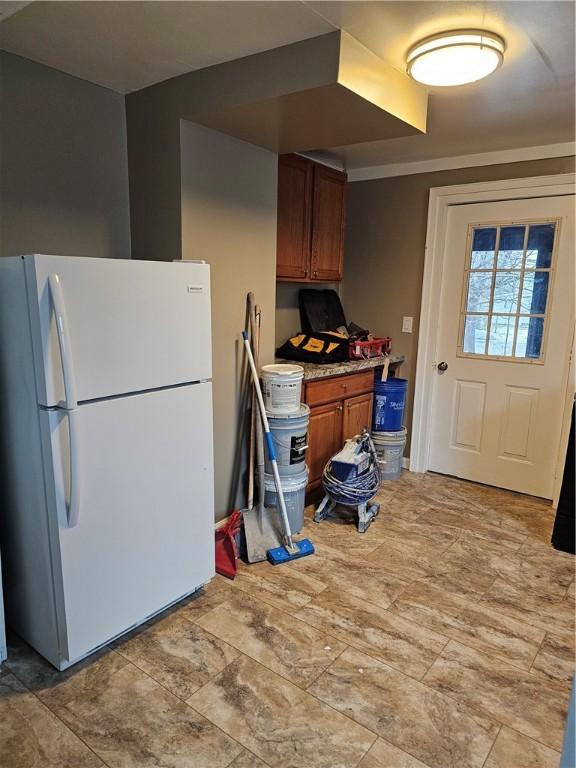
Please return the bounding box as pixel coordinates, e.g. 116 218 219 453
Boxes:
342 393 373 442
307 401 343 489
276 154 313 280
310 164 347 282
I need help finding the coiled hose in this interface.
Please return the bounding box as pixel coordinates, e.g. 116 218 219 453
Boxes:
322 431 381 506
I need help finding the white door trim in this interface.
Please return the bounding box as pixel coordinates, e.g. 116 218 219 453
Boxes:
553 330 575 508
411 173 576 480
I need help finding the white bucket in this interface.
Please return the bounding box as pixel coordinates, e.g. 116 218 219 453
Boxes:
265 404 310 476
371 428 407 482
262 467 308 534
261 364 304 415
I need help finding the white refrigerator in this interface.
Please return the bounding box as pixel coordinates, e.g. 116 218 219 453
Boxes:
0 255 215 670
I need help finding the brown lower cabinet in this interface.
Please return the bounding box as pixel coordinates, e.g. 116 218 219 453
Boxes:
303 370 374 495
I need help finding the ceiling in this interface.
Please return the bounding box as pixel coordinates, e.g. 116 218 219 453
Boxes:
1 1 574 169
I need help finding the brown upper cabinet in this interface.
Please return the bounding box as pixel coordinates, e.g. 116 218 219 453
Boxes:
276 154 347 282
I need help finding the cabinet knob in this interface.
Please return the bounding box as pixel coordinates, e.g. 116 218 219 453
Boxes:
337 404 343 412
313 270 318 277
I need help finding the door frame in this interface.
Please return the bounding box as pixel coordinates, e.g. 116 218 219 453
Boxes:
411 173 576 497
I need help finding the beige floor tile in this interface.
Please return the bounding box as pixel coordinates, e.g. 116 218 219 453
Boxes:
366 515 461 551
301 506 390 556
111 609 239 699
440 539 518 582
188 655 376 768
391 581 545 670
366 538 452 582
439 538 569 599
423 640 570 750
483 726 561 768
296 587 447 679
309 647 498 768
389 530 517 599
483 497 556 540
228 749 270 767
417 569 498 598
282 541 409 609
393 483 488 521
32 651 242 767
531 632 575 683
365 495 424 523
4 633 130 692
179 577 237 620
232 558 327 612
392 580 466 625
0 672 104 768
422 507 528 550
519 541 575 590
2 475 568 768
456 528 530 554
423 483 554 541
481 579 575 637
357 738 430 768
196 590 346 688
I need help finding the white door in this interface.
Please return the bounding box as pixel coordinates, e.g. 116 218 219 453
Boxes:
25 255 211 406
42 382 214 665
428 195 574 498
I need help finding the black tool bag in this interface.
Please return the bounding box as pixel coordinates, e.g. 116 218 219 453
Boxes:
299 289 347 333
276 332 349 364
299 289 369 340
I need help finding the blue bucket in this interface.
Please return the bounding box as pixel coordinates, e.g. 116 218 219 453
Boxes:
372 375 408 431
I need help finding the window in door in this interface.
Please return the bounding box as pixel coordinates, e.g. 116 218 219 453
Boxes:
459 220 558 362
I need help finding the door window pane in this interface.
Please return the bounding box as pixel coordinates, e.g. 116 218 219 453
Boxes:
515 317 544 359
463 314 488 354
493 271 521 313
471 227 496 269
497 226 525 269
525 224 555 269
519 271 550 314
488 315 516 356
466 272 493 312
459 219 555 361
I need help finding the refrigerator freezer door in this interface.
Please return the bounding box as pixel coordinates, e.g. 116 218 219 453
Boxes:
42 383 215 666
25 255 211 407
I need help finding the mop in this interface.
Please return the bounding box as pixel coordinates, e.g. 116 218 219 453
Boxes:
242 296 283 563
241 331 314 565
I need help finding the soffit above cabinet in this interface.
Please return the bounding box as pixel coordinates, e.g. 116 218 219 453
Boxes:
186 31 427 152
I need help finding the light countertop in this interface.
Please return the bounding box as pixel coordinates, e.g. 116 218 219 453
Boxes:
277 354 405 382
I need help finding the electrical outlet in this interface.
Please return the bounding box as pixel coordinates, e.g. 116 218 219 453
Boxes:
402 316 413 333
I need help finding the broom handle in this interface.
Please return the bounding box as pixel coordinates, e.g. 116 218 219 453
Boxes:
254 308 266 517
241 331 294 549
247 294 257 510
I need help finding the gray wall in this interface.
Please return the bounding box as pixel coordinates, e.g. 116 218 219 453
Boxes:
180 121 277 521
0 52 130 258
343 155 576 454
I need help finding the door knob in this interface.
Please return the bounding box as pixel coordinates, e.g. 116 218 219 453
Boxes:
437 361 448 372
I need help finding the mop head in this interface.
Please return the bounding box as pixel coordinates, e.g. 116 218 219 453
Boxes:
267 538 315 565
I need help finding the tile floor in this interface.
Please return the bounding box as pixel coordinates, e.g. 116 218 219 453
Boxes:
1 472 574 768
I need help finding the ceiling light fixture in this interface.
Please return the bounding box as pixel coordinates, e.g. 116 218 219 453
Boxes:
407 30 505 87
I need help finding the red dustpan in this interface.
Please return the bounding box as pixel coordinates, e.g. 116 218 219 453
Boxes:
215 510 242 579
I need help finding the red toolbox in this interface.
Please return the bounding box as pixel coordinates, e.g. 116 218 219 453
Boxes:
349 337 392 360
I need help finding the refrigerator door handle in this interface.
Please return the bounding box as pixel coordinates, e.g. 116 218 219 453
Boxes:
65 409 81 528
48 274 78 409
49 274 81 527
